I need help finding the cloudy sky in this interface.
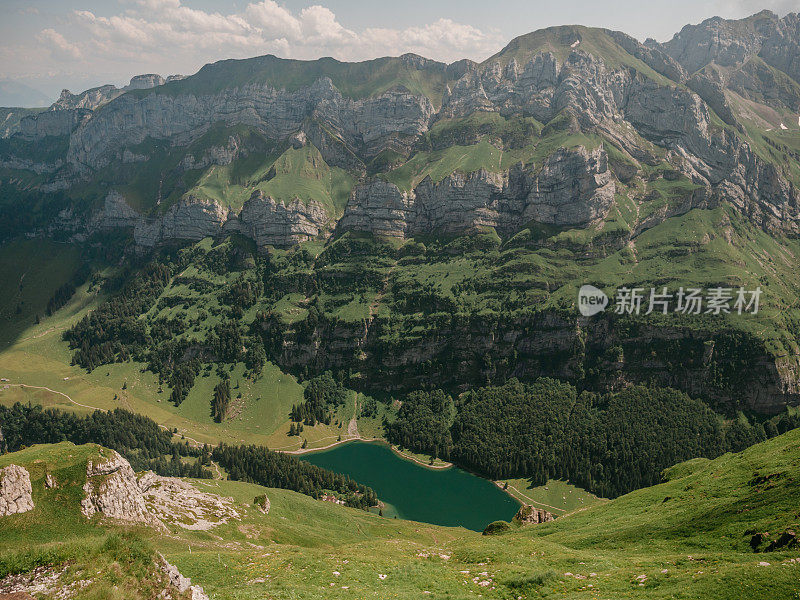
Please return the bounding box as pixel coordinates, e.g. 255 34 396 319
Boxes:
1 0 798 104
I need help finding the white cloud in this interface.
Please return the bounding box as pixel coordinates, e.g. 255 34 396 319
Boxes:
37 28 82 60
362 19 499 61
6 0 503 87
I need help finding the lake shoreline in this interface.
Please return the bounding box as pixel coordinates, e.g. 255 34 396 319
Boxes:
299 440 521 531
283 435 455 470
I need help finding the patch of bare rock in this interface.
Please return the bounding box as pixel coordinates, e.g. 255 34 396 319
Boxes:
139 472 241 530
0 465 34 517
514 504 556 525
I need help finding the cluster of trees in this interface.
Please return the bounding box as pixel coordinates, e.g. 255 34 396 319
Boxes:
212 375 232 422
386 390 453 459
212 443 378 509
0 403 211 478
64 262 172 371
0 403 384 508
290 372 347 426
386 379 799 498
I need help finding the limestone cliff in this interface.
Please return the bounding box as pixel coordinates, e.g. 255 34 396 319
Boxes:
69 189 332 249
4 16 800 245
66 78 434 170
0 465 34 517
80 448 165 529
338 145 614 238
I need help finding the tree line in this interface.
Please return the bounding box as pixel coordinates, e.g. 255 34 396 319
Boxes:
0 402 380 509
0 403 211 478
212 443 378 509
386 379 800 498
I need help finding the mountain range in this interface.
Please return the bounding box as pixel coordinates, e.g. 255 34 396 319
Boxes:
1 10 799 414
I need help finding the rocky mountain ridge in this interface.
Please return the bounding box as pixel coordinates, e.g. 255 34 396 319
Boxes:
1 12 798 249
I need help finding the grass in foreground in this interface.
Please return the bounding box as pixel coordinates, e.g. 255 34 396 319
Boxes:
4 428 800 598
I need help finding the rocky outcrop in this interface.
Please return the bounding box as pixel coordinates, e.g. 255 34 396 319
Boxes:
67 188 330 249
52 85 122 111
80 449 165 530
254 494 271 514
139 472 241 530
237 191 330 247
660 11 800 112
338 145 614 238
513 504 555 525
126 74 166 90
0 465 34 517
159 555 210 600
179 135 243 170
525 146 615 224
133 197 230 247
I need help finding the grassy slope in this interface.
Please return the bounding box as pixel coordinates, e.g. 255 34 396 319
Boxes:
0 239 81 347
0 239 306 448
4 429 800 599
66 123 354 216
383 112 600 192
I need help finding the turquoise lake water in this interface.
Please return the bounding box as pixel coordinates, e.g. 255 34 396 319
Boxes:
299 441 520 531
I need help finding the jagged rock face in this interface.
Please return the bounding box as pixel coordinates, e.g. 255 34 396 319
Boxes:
338 146 614 238
514 504 555 524
237 191 330 247
435 47 799 234
179 135 243 170
661 12 800 109
78 189 329 249
525 146 615 225
728 58 800 111
80 449 165 529
662 12 778 73
0 465 34 517
52 85 122 111
623 78 800 234
133 198 230 247
67 77 434 170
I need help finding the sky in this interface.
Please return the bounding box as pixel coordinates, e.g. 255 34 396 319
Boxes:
1 0 798 104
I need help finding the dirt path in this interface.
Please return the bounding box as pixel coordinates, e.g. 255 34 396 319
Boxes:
7 383 104 412
5 382 213 449
496 482 567 513
6 381 449 470
347 394 359 437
